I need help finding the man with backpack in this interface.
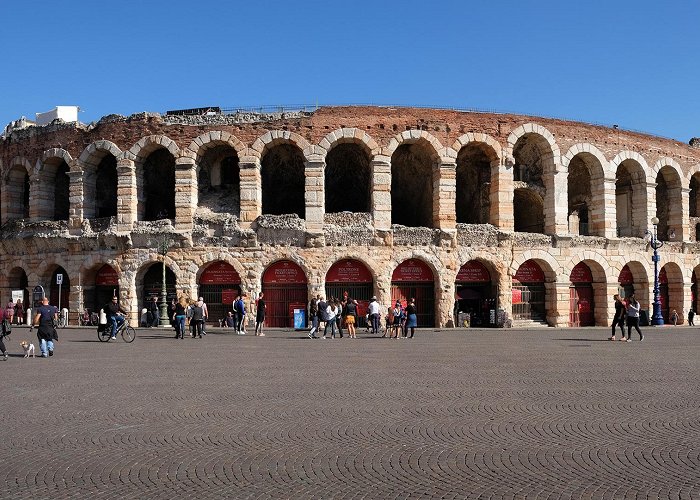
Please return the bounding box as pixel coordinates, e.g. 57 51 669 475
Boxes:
190 298 205 339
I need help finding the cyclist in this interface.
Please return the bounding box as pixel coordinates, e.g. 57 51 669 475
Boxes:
105 296 127 340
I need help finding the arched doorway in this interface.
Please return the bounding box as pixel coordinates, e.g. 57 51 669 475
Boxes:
618 264 635 300
391 259 435 327
8 267 29 319
142 264 177 308
512 260 546 322
49 267 70 311
569 262 594 327
454 260 495 327
198 261 242 325
262 260 308 328
659 267 669 322
325 259 373 328
94 265 120 312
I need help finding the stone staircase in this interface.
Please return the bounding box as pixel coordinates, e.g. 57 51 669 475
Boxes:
510 318 550 329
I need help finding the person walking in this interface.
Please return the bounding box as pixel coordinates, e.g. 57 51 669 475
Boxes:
625 294 644 342
344 297 358 338
147 296 159 327
5 299 15 326
33 297 58 357
308 294 319 338
190 298 205 338
610 294 626 341
311 296 325 339
688 309 695 326
199 297 209 335
324 299 339 339
670 309 679 326
14 298 24 325
368 296 380 334
172 296 188 339
255 292 266 336
0 315 8 360
405 298 418 338
236 293 248 335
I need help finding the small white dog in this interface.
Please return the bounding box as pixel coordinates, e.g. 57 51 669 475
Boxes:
20 340 35 358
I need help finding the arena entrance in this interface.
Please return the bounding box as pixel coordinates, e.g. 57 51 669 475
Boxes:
142 264 177 309
262 260 308 328
391 259 435 327
199 262 241 325
454 260 495 327
325 259 373 328
93 265 120 312
618 265 635 300
512 260 546 322
569 262 594 327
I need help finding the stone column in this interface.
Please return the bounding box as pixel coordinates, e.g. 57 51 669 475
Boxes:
601 176 618 238
239 156 261 230
490 159 513 230
371 157 392 231
604 283 620 326
28 171 43 220
175 157 196 231
544 164 568 235
637 181 656 238
116 159 136 232
434 160 456 231
678 187 690 242
548 281 570 327
304 159 325 235
67 169 84 235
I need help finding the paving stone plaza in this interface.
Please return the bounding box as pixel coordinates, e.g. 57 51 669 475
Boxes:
1 326 698 499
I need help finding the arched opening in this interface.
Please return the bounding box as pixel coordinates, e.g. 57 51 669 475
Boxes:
94 155 118 218
454 260 497 327
456 144 492 224
5 166 30 221
659 264 684 324
197 145 240 215
512 260 546 322
514 188 544 233
39 158 70 221
198 261 242 325
83 264 121 314
615 160 646 237
261 260 308 327
48 266 70 311
618 263 650 325
261 143 305 218
690 173 700 241
569 262 594 326
8 267 29 320
567 153 604 236
391 259 435 327
325 143 371 214
391 142 435 228
142 263 177 310
141 148 176 221
655 166 682 241
325 259 374 328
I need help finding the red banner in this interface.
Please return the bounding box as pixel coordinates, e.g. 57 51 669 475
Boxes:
263 260 308 284
222 289 239 304
200 261 241 284
659 267 668 284
96 265 119 286
569 262 593 283
326 259 373 283
391 259 434 283
618 264 633 285
456 261 491 283
512 288 522 304
514 260 544 283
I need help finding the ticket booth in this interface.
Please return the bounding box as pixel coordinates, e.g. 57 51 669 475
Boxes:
512 260 546 322
454 260 495 327
262 260 308 328
391 259 435 327
325 259 374 328
199 261 242 325
569 262 594 327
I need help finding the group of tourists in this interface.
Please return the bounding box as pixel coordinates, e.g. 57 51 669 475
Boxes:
610 294 644 341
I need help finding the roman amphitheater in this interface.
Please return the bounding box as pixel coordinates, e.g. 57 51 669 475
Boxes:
2 105 700 328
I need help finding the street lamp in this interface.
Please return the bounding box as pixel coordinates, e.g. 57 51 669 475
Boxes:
156 236 173 327
647 217 664 326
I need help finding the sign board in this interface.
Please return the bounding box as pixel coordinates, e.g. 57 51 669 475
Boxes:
326 259 373 283
11 290 23 303
96 265 120 286
200 262 241 284
221 288 239 304
263 260 307 284
391 259 434 283
569 262 593 283
514 260 545 283
618 265 634 285
659 267 668 284
456 261 491 283
56 273 63 285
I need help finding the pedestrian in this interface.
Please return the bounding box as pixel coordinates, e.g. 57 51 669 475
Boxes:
670 309 679 326
32 297 58 357
190 298 205 338
186 298 195 337
308 294 319 337
147 296 159 327
405 298 418 338
625 294 644 342
323 299 339 339
392 301 402 339
610 294 626 341
235 293 247 335
311 295 326 339
368 296 380 334
382 306 392 338
14 298 24 325
0 315 8 360
172 296 188 339
688 309 695 326
224 311 236 328
344 297 358 338
5 299 15 325
199 297 209 335
255 292 266 336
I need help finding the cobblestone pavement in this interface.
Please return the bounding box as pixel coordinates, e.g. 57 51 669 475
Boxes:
1 326 698 499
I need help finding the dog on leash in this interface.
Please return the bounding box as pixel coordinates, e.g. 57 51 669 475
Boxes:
20 340 35 358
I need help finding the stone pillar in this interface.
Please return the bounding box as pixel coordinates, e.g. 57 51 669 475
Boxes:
637 181 656 238
175 157 196 231
601 176 618 238
371 157 392 231
490 159 513 230
604 284 620 326
116 159 136 232
304 159 325 234
67 169 84 234
678 187 690 242
544 165 568 235
28 171 43 220
434 160 456 231
548 281 570 327
239 157 261 229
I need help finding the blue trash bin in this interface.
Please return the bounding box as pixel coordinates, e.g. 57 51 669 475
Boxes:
293 308 306 330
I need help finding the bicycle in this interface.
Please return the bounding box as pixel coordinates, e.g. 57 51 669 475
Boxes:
55 309 69 329
79 310 99 326
97 317 136 343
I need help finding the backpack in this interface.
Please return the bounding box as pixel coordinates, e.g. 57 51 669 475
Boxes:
235 298 244 313
1 319 10 336
191 305 204 321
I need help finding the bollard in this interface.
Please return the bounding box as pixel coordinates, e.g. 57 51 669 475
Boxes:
99 308 107 325
62 308 69 326
26 308 32 325
141 308 148 327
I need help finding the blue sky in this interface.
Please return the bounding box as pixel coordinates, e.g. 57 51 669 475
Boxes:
2 1 698 141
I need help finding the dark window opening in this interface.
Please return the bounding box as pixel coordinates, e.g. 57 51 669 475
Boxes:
456 144 491 224
53 161 70 221
325 143 371 213
95 155 118 218
144 149 176 221
514 188 544 233
261 144 305 218
391 143 434 228
198 146 240 215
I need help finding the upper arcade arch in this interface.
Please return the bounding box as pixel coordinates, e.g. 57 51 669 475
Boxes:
260 139 306 218
186 131 247 161
251 130 310 162
318 128 379 159
36 150 72 221
613 154 648 238
653 160 683 242
563 146 607 236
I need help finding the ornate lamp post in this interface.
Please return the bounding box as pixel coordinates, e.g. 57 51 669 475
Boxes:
647 217 664 326
156 236 173 327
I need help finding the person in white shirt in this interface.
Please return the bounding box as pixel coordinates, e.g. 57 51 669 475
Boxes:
367 296 380 334
323 299 339 339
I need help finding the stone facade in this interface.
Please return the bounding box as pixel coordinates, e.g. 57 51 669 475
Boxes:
2 106 700 327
